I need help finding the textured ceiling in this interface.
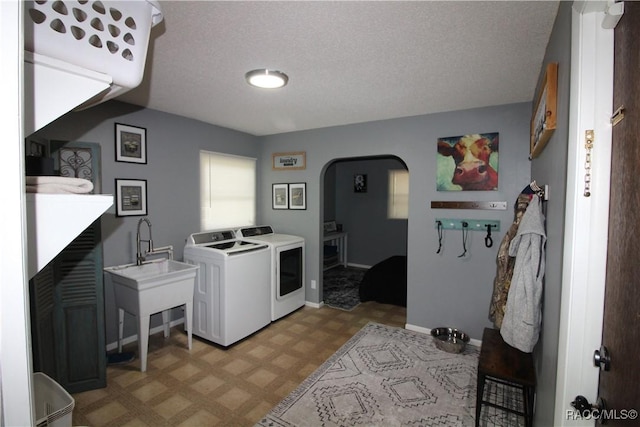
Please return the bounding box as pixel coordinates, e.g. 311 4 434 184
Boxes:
117 1 560 136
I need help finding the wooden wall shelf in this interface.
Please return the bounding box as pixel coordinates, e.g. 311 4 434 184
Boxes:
530 62 558 159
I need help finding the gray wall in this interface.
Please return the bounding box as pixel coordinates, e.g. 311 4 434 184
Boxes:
530 2 571 424
31 101 260 343
33 99 535 348
259 103 532 339
333 157 408 267
323 163 336 220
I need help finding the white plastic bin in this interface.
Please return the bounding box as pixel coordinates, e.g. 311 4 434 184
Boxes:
33 373 75 427
24 0 163 90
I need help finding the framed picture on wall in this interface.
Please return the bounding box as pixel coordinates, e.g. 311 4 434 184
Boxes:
289 182 306 210
115 179 148 216
272 151 306 170
28 138 48 157
323 220 337 234
354 174 367 193
115 123 147 164
272 183 289 209
436 133 499 191
530 62 558 159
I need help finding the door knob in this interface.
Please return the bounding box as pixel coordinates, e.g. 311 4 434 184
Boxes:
572 395 608 424
594 345 611 371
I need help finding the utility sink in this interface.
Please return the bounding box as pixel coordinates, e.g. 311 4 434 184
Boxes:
104 259 199 372
104 259 198 290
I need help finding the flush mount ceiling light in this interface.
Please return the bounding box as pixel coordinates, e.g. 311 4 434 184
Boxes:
245 69 289 89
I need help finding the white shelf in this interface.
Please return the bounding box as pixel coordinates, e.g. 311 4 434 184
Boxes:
23 52 113 136
26 193 113 279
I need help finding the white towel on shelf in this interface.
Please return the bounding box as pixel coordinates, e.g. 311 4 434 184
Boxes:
26 176 94 194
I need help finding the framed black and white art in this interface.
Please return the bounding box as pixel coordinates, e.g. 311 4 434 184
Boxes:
272 183 289 209
115 123 147 164
354 174 367 193
115 179 148 216
289 183 306 210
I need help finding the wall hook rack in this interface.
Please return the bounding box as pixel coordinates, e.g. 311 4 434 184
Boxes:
435 219 500 232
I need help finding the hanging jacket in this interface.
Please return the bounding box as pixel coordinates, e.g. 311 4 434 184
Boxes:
488 194 531 328
500 195 547 353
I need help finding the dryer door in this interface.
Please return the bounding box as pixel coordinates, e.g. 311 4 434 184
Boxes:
277 245 303 298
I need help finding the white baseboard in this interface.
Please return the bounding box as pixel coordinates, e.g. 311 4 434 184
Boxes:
405 323 482 347
105 318 185 352
470 337 482 347
347 262 371 269
108 316 482 351
305 301 324 309
405 323 430 335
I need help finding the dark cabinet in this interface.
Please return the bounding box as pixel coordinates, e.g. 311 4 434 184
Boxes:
30 219 106 393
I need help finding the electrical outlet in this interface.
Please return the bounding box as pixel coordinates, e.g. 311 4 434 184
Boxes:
311 280 316 289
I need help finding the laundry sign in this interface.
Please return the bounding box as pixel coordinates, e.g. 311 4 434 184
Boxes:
272 151 306 170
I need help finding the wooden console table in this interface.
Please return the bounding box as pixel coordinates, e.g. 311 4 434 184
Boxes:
323 231 348 271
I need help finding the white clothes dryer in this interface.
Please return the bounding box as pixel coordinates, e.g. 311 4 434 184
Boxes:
184 229 270 346
237 226 305 321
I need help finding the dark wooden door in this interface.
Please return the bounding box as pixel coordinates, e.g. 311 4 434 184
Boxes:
598 2 640 423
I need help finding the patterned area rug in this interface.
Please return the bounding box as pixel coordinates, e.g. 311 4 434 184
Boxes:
257 322 480 426
323 266 367 311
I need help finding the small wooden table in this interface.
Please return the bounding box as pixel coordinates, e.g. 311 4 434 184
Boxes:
323 231 348 271
476 328 536 427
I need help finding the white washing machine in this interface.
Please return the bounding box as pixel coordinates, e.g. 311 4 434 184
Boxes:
237 226 305 321
184 229 271 346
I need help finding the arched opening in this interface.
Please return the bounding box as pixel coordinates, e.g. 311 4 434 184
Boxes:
320 154 408 319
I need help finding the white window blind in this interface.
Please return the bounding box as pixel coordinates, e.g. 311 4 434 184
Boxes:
388 169 409 219
200 150 256 230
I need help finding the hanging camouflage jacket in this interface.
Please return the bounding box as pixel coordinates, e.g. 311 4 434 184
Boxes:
488 193 531 328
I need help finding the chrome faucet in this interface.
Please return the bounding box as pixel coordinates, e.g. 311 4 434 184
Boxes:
136 217 153 265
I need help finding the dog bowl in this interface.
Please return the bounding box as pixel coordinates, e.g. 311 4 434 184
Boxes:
431 327 470 353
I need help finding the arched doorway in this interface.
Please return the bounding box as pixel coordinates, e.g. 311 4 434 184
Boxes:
320 155 408 317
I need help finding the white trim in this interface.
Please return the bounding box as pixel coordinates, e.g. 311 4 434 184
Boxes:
405 323 429 335
554 5 613 426
199 149 257 162
106 318 186 351
305 301 324 309
347 262 371 269
1 1 35 425
404 323 431 335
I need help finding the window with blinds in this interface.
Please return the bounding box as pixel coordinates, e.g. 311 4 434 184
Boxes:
388 169 409 219
200 150 256 230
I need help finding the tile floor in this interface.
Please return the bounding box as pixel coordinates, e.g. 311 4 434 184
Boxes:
71 302 407 426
